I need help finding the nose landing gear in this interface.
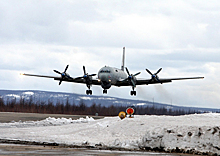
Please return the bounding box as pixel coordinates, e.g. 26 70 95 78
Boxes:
103 89 107 94
86 90 92 95
130 90 136 96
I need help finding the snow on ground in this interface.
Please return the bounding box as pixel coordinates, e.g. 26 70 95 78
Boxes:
23 92 34 95
0 113 219 155
5 94 20 98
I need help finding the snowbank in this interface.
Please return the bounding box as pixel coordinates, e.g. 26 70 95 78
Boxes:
0 113 219 155
0 116 94 128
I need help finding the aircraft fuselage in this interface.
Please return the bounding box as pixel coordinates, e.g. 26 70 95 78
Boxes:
98 66 127 89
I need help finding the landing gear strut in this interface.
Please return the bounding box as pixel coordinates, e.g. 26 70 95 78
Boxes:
86 90 92 95
130 86 136 96
103 89 107 94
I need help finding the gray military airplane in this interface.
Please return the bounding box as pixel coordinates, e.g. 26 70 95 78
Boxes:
21 47 204 96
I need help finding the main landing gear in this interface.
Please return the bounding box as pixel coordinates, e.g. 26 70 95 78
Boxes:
86 90 92 95
130 90 136 96
130 86 137 96
103 89 107 94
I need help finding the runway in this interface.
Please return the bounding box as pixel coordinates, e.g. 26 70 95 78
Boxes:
0 112 103 123
0 144 192 156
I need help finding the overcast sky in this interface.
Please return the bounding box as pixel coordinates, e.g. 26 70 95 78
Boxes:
0 0 220 108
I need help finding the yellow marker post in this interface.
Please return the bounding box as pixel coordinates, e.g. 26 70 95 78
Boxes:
118 111 126 120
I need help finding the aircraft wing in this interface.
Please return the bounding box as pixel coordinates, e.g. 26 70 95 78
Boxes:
21 73 101 85
136 77 204 85
21 73 61 79
116 77 204 86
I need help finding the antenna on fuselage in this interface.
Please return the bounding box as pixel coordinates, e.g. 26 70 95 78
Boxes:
121 47 125 71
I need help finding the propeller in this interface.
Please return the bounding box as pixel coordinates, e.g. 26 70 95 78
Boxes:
125 67 141 88
75 66 96 88
53 65 71 85
146 68 162 83
75 66 96 80
82 66 96 80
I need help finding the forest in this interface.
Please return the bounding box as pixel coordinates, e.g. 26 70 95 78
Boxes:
0 97 208 116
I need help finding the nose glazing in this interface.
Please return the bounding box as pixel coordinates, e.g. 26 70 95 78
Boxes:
100 74 109 82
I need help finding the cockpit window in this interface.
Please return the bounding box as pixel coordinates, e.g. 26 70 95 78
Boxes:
100 70 111 73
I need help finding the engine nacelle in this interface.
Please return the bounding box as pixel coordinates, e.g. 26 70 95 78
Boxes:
132 76 137 83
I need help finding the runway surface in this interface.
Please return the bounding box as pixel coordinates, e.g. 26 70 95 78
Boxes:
0 144 192 156
0 112 103 123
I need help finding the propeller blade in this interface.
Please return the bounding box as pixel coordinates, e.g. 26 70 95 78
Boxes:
146 69 153 76
64 65 69 73
133 72 141 77
59 80 62 85
154 76 162 84
155 68 162 75
131 79 136 87
155 76 159 81
88 74 96 77
54 70 62 75
125 67 131 76
66 75 73 79
83 66 86 75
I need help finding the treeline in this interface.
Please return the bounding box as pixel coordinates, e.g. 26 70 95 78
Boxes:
0 97 205 116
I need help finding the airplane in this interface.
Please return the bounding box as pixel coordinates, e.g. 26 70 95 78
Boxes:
21 47 204 96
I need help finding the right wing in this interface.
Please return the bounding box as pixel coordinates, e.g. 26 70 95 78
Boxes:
21 73 60 79
21 73 101 85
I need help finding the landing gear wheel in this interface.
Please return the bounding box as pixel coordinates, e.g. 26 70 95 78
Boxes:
134 91 136 96
86 90 92 95
103 89 107 94
130 91 136 96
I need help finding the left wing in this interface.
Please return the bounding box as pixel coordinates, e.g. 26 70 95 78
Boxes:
115 67 204 87
136 77 204 85
115 76 204 86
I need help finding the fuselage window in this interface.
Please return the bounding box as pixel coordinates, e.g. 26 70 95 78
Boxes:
100 70 110 73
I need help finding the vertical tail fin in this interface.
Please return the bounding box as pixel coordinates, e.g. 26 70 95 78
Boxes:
121 47 125 71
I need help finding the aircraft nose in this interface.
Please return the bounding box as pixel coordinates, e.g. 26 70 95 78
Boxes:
100 73 111 82
100 74 108 82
